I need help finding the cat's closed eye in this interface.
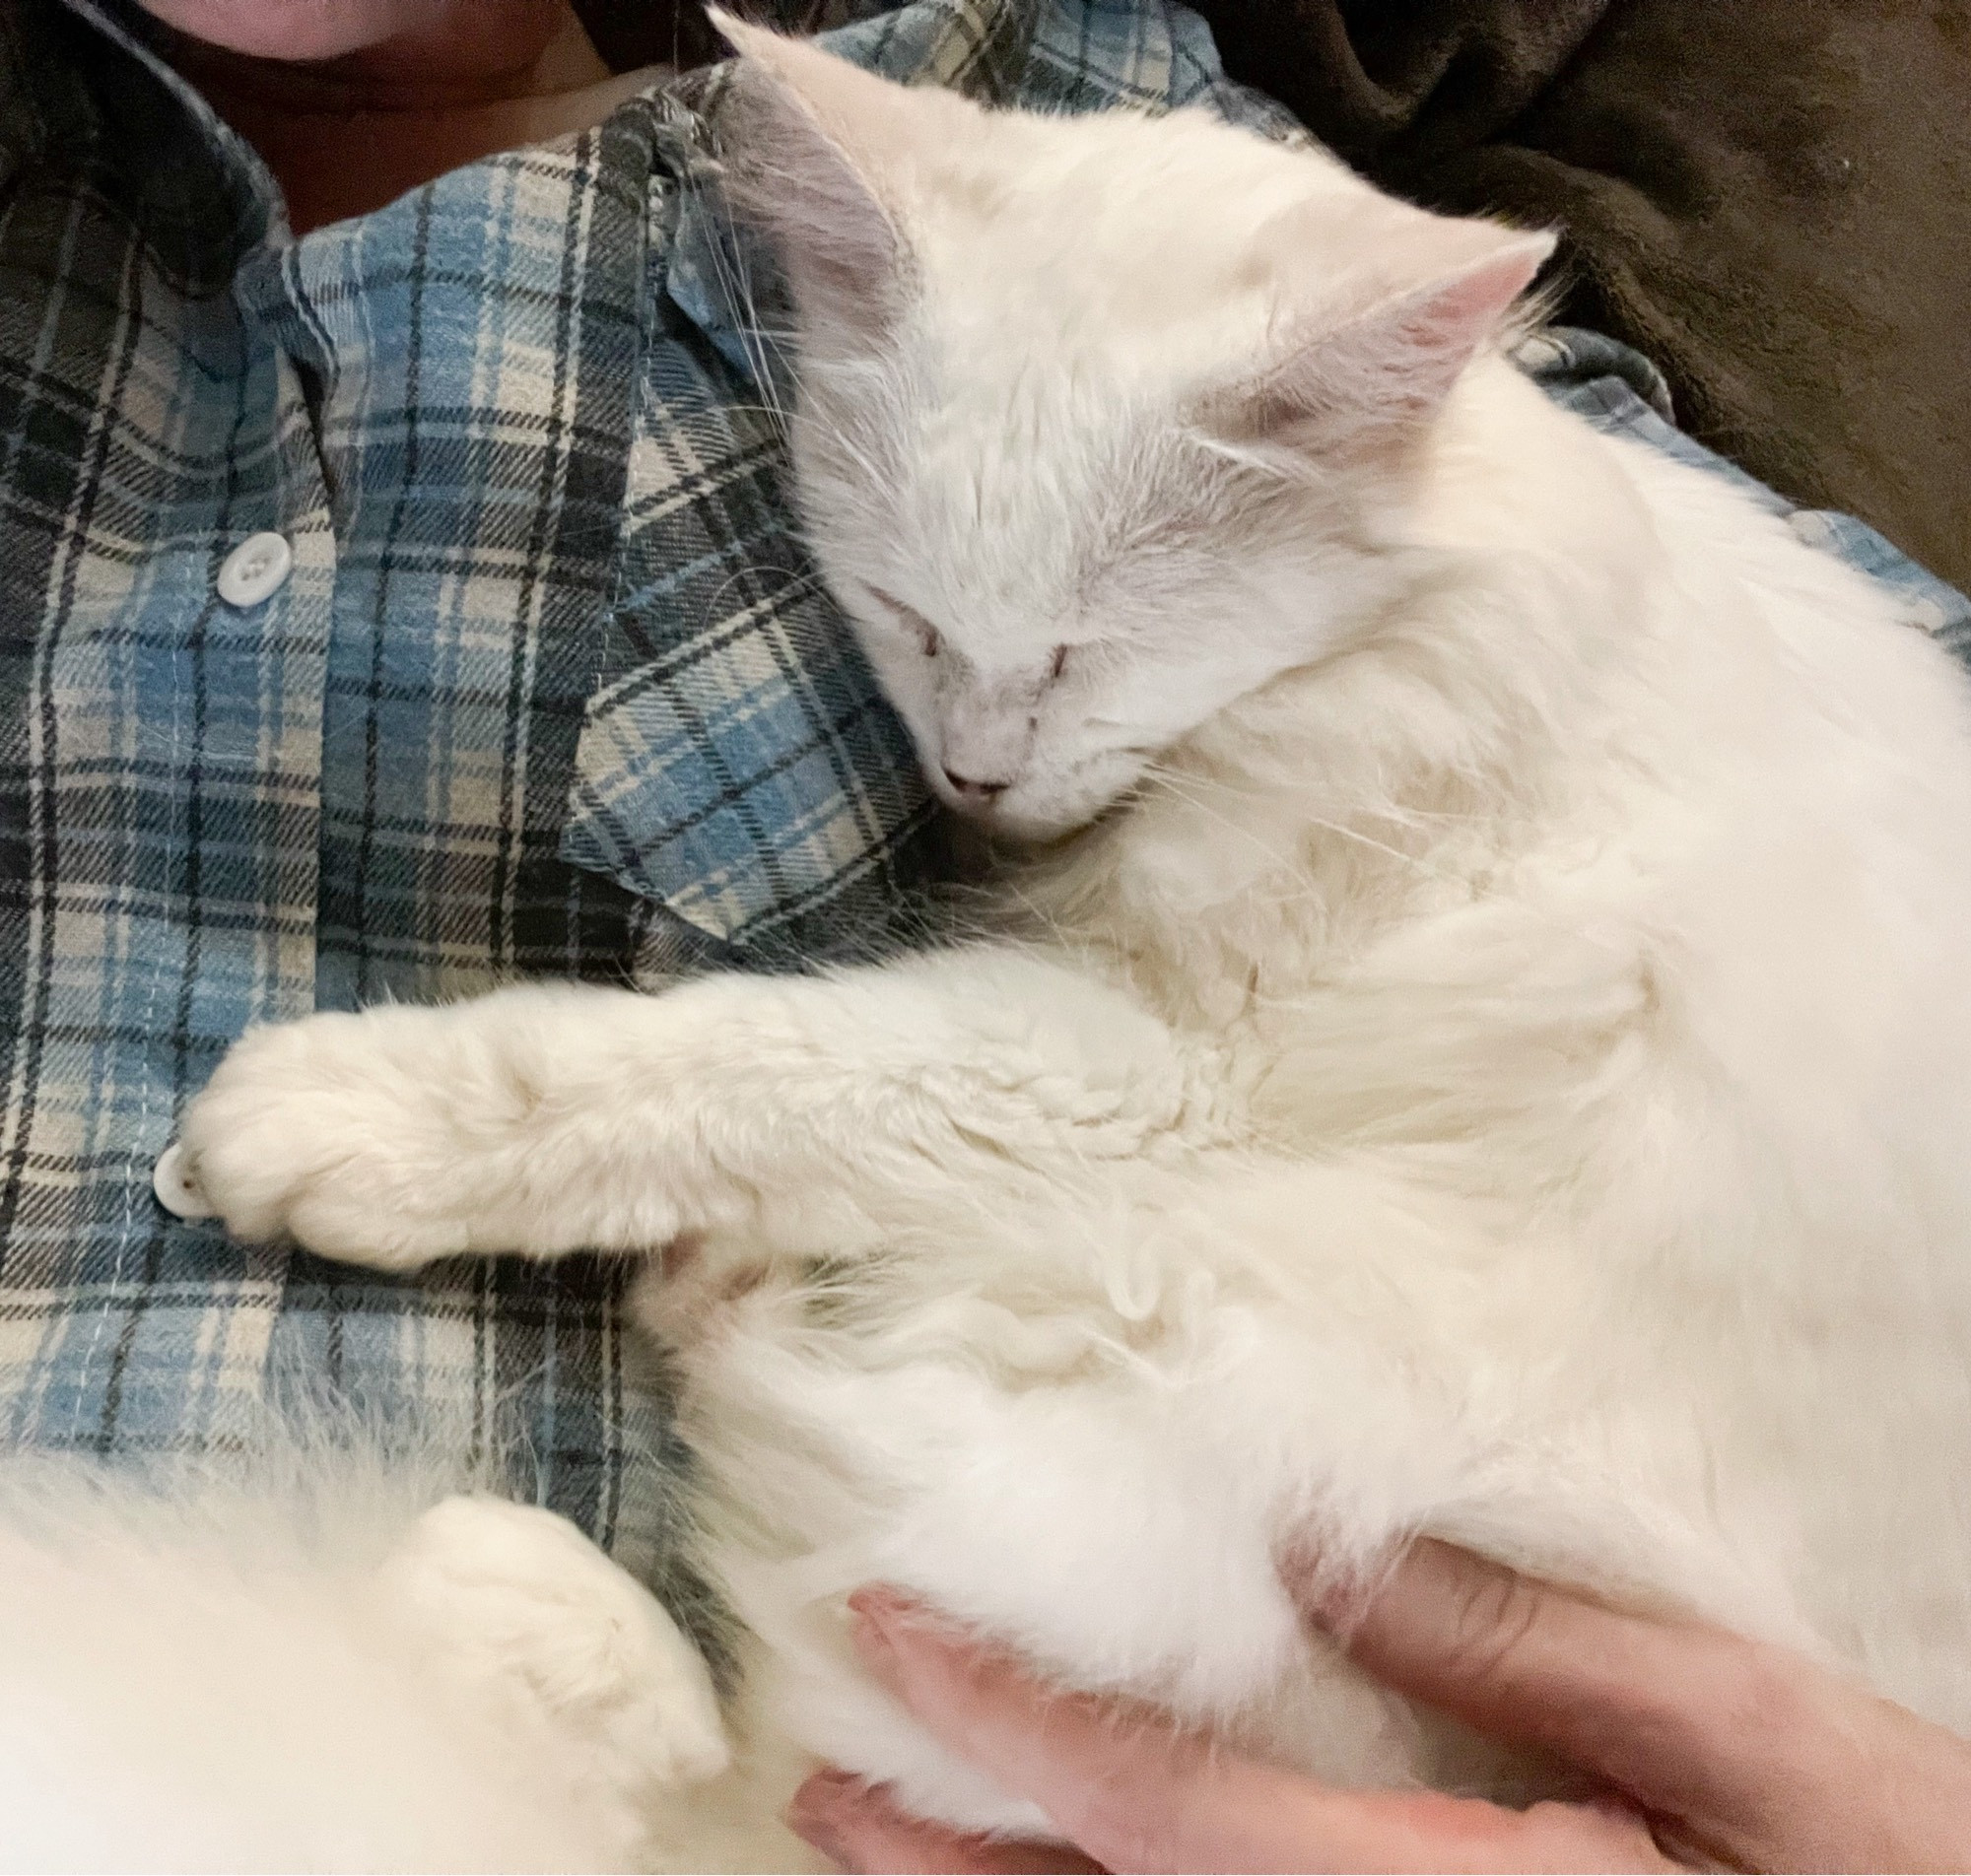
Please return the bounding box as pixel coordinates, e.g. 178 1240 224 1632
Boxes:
868 586 940 657
865 584 1074 686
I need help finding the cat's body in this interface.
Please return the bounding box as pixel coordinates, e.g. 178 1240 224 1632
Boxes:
147 20 1971 1864
0 1446 764 1872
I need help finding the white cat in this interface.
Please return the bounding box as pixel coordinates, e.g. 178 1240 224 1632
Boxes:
0 1444 753 1872
170 16 1971 1865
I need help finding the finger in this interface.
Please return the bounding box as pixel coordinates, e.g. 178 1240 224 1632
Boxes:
787 1769 1102 1874
1291 1537 1876 1869
848 1587 1674 1873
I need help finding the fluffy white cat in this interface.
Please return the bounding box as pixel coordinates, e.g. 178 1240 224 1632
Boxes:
0 1443 756 1872
150 16 1971 1865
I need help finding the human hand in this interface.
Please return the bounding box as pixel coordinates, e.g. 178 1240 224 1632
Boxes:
787 1540 1971 1873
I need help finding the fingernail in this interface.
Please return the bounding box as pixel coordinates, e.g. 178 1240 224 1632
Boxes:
1281 1544 1364 1637
1277 1537 1322 1586
1278 1541 1336 1620
847 1586 907 1673
847 1584 972 1662
785 1768 864 1870
847 1583 918 1629
787 1812 854 1869
1306 1577 1361 1635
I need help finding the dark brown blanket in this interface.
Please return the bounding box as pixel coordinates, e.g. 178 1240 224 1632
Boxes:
576 0 726 74
1176 0 1971 587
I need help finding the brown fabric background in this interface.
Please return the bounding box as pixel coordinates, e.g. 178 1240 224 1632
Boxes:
584 0 1971 587
1192 0 1971 586
574 0 727 74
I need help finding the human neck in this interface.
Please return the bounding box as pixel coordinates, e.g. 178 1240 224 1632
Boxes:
160 3 666 233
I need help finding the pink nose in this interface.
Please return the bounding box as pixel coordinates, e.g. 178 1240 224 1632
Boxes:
942 767 1010 803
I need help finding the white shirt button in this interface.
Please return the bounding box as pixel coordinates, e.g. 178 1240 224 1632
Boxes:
216 531 294 609
152 1141 216 1221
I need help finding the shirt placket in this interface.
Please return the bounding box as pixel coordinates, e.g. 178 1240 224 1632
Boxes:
0 3 335 1446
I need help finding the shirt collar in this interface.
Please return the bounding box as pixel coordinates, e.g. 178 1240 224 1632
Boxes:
0 0 278 290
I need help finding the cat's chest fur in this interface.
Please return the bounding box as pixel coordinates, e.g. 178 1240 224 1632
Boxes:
1019 738 1663 1181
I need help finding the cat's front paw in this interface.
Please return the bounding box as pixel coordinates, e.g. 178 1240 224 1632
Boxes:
179 1008 547 1269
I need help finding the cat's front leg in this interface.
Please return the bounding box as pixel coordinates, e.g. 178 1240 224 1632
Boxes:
178 991 692 1268
180 949 1223 1270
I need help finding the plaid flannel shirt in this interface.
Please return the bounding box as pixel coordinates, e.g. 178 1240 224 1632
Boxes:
0 0 1963 1600
0 0 1305 1587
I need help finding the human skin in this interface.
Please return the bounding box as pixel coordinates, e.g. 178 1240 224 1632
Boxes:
787 1541 1971 1873
137 0 666 231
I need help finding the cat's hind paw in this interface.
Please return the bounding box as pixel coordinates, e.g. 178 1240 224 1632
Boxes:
377 1495 731 1795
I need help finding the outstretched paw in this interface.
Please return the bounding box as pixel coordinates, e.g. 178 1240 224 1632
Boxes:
377 1495 731 1794
177 1009 503 1268
177 998 680 1269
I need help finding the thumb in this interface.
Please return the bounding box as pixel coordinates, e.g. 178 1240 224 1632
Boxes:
1292 1538 1868 1871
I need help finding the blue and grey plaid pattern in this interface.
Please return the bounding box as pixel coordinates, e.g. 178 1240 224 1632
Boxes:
0 0 1964 1597
559 2 1303 951
0 0 1307 1577
1520 327 1971 662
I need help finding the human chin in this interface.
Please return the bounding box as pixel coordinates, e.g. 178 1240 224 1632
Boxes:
136 0 452 58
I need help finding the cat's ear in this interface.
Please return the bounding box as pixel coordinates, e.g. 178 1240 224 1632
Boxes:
1216 218 1557 462
709 10 918 348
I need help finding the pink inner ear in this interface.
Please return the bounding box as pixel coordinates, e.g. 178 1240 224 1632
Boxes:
1224 229 1555 455
719 54 912 347
1401 240 1553 357
714 9 952 174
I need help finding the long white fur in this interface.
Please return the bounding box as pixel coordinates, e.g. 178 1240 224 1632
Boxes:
79 19 1971 1865
0 1442 716 1871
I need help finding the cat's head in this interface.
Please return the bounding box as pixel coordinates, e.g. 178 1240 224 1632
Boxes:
716 15 1552 842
